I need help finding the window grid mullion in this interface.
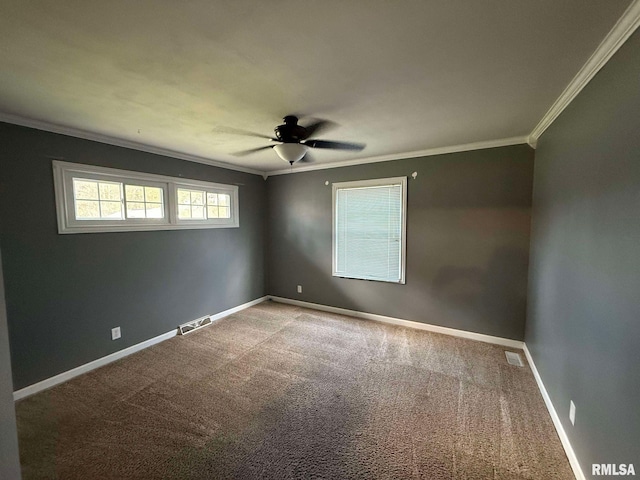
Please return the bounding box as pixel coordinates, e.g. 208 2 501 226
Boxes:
97 182 103 218
142 185 147 219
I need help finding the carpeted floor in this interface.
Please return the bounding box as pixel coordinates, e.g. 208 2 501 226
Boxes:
16 301 574 479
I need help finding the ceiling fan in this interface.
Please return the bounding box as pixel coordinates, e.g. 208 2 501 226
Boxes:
224 115 366 165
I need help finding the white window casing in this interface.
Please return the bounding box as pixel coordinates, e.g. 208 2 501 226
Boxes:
332 176 407 284
53 161 239 234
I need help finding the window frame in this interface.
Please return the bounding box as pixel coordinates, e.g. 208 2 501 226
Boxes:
53 161 239 234
332 176 407 284
172 185 234 226
65 172 170 228
122 183 167 222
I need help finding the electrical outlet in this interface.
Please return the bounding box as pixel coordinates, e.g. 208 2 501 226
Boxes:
297 285 302 293
111 327 121 340
569 400 576 425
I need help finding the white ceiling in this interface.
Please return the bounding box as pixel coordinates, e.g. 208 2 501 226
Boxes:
0 1 633 173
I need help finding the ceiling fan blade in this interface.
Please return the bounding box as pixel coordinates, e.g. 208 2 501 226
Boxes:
232 145 274 156
304 139 365 151
302 119 336 139
213 126 278 141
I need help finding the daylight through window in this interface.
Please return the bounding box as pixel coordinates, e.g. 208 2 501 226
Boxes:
125 185 164 219
73 178 124 220
53 161 239 234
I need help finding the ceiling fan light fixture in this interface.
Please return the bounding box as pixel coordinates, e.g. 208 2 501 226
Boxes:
273 143 309 164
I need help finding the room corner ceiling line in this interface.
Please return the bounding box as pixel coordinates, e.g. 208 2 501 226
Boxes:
529 0 640 144
0 113 263 177
12 296 269 401
269 296 525 349
523 345 586 480
265 136 530 177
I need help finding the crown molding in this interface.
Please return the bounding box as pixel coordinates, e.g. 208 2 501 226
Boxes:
3 2 638 175
529 0 640 144
265 136 530 177
0 112 530 177
0 113 263 176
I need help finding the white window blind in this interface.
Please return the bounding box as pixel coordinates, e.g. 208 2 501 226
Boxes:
333 177 407 283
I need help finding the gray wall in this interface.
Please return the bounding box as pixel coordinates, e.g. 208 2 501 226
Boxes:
267 144 534 340
526 30 640 476
0 123 266 390
0 248 21 479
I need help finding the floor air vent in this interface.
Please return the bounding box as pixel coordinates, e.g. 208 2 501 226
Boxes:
179 316 212 335
505 351 524 367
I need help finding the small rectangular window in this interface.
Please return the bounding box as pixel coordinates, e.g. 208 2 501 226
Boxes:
73 178 124 220
177 188 205 220
173 183 237 227
175 189 232 220
332 177 407 284
125 185 164 219
53 161 239 234
207 192 231 219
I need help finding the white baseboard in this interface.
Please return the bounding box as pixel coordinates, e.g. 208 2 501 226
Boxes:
523 344 584 480
13 330 178 401
13 293 583 480
271 296 582 478
269 296 525 349
209 296 268 322
13 296 269 401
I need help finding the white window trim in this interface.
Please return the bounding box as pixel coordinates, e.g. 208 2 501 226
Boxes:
171 184 235 226
53 161 239 234
332 176 407 284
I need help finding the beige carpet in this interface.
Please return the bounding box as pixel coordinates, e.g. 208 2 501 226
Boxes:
16 301 574 479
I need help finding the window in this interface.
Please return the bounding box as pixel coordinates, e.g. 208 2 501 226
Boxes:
125 185 164 219
333 177 407 283
177 188 206 220
73 178 124 220
53 161 239 234
176 189 231 220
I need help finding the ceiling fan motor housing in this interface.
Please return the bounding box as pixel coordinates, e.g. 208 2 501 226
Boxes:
275 116 307 143
230 114 364 162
